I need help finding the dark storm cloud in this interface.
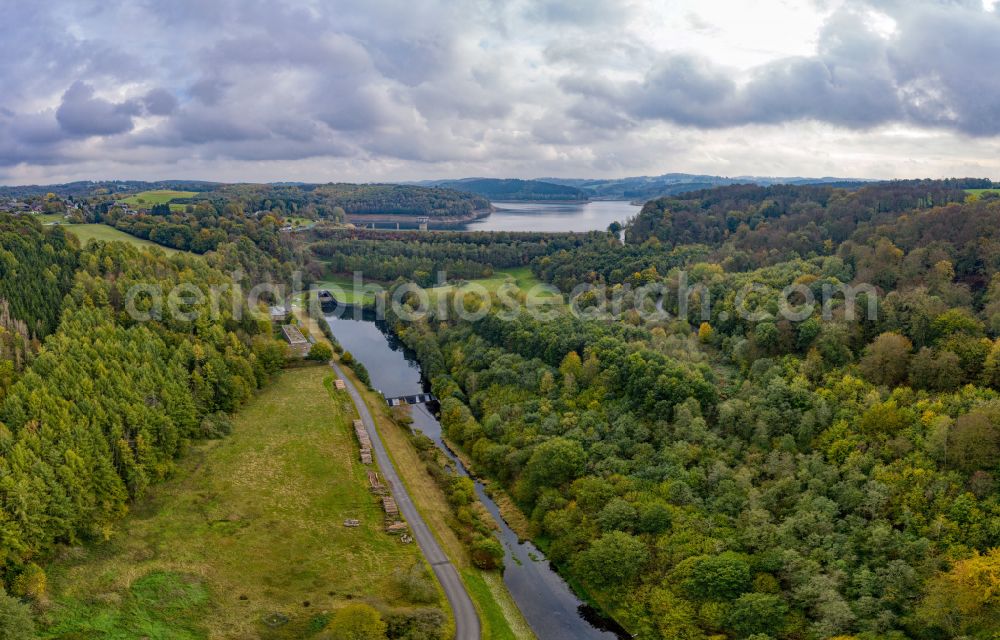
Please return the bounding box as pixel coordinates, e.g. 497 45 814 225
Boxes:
143 89 178 116
56 82 141 136
567 2 1000 135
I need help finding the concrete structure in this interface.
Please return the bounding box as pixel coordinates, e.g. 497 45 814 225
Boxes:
280 324 309 357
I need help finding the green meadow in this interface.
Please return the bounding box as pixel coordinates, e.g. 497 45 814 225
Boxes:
64 224 182 254
122 189 197 212
41 366 442 639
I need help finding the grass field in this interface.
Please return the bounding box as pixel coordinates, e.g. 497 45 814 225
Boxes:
965 188 1000 201
41 366 441 639
427 266 561 306
314 274 382 306
317 266 559 309
33 212 68 224
65 224 181 254
122 189 197 212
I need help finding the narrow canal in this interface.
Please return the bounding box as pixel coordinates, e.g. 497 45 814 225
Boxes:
322 310 629 640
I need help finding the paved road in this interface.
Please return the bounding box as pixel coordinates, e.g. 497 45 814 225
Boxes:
331 362 481 640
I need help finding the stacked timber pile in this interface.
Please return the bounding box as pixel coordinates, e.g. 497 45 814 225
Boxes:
353 419 373 464
367 470 386 494
334 379 346 390
343 519 360 527
382 496 399 518
385 521 409 534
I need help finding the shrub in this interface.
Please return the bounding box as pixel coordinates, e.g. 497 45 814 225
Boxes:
200 412 233 439
320 604 387 640
384 608 446 640
353 362 372 387
308 342 334 361
395 564 438 605
0 587 35 639
470 535 504 570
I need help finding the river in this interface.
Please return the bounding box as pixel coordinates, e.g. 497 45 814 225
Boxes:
322 311 629 640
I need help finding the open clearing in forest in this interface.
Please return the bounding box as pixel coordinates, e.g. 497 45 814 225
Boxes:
317 266 560 309
314 274 382 306
122 189 197 212
42 366 440 639
965 188 1000 198
426 266 561 307
64 223 182 254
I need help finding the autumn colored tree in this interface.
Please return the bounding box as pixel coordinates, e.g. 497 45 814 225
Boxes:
859 332 912 387
918 548 1000 637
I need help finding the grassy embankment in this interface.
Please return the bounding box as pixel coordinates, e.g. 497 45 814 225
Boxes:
121 189 197 212
296 308 536 640
40 366 443 639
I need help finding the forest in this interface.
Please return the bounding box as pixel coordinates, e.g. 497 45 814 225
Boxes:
306 228 596 286
0 216 290 632
381 180 1000 639
200 183 491 218
434 178 590 201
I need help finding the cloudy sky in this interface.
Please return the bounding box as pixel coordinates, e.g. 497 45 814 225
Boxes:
2 0 1000 184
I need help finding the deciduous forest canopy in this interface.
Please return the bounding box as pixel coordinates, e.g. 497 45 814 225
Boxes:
382 179 1000 639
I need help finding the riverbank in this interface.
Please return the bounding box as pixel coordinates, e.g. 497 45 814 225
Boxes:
442 436 532 542
442 438 632 639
